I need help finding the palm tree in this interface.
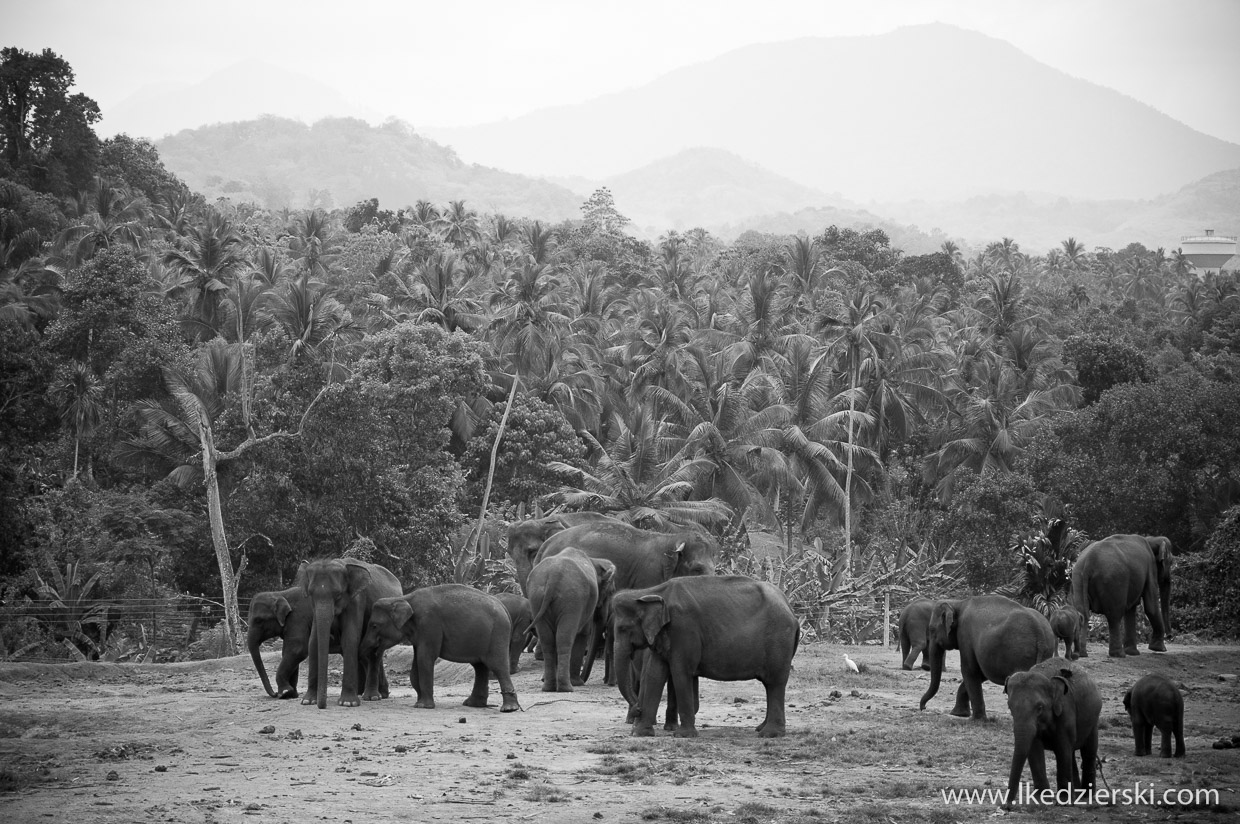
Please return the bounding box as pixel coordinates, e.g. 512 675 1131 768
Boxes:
543 402 733 530
436 200 480 248
268 274 361 371
56 178 149 265
285 210 335 279
520 220 558 264
816 286 892 577
488 259 572 377
163 210 246 340
53 362 104 479
383 249 486 333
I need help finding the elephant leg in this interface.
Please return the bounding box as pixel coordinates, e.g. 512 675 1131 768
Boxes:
276 651 302 699
632 655 668 737
377 654 390 699
964 676 988 720
1122 609 1141 656
1081 732 1098 790
757 677 789 738
490 652 521 713
902 643 923 671
603 631 616 687
412 644 437 709
1106 614 1128 657
569 629 589 687
360 649 385 701
1027 741 1050 792
1157 721 1174 758
669 664 698 738
1053 737 1075 791
338 630 362 707
1133 716 1150 755
1173 714 1185 757
553 621 576 692
538 623 559 692
949 680 972 718
1143 598 1166 652
464 662 490 708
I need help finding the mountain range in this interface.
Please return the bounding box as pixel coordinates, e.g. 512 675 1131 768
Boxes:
148 24 1240 255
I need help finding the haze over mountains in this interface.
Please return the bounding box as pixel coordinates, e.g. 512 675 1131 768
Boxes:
146 23 1240 253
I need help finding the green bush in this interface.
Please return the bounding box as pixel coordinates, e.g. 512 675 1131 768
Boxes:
1174 504 1240 638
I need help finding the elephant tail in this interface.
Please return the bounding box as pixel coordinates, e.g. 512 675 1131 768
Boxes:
526 600 551 641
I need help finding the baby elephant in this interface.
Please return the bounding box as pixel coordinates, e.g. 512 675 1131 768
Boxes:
1049 606 1083 660
1124 673 1185 757
360 585 520 712
527 548 616 692
1003 657 1102 808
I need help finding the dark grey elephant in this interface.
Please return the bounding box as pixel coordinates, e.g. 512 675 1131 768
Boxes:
527 548 616 692
1069 534 1171 657
1003 658 1102 808
898 597 934 670
920 595 1056 720
536 520 717 689
494 592 533 674
506 512 617 596
612 575 799 738
359 585 520 712
246 582 388 700
1048 606 1082 660
300 558 403 709
1124 673 1185 757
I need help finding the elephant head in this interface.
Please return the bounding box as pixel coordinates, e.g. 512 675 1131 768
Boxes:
507 518 569 596
303 558 372 709
610 589 669 711
359 596 412 657
660 532 718 579
1145 536 1173 635
246 590 294 698
593 558 617 627
918 599 961 710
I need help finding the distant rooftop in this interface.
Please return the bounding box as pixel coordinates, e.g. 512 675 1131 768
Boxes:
1182 229 1237 242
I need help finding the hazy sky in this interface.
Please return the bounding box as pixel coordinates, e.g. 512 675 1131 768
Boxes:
4 0 1240 143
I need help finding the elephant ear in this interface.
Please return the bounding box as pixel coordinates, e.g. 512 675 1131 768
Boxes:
661 542 686 579
594 559 617 592
636 594 669 647
274 596 293 628
291 561 311 587
1003 675 1012 695
1051 671 1072 716
389 599 415 636
1148 537 1172 564
344 561 372 601
936 602 958 648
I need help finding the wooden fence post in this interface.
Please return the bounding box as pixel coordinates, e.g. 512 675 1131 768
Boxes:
883 590 890 647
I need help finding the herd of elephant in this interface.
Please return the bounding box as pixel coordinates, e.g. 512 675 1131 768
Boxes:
248 521 1184 804
897 533 1184 805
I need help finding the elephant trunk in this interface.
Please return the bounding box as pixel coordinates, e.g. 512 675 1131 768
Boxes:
247 626 276 698
1007 720 1038 806
614 635 638 714
314 600 332 710
1160 576 1172 640
919 638 944 709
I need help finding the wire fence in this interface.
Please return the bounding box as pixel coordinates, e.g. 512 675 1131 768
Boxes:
1 595 229 664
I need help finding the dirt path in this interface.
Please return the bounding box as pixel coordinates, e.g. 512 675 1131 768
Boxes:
1 642 1237 823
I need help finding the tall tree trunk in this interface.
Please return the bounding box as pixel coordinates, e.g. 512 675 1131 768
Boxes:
843 367 856 582
196 409 241 655
462 373 519 581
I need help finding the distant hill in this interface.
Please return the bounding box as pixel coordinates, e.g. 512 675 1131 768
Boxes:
155 116 582 219
598 147 840 234
877 167 1240 253
102 60 383 141
427 24 1240 203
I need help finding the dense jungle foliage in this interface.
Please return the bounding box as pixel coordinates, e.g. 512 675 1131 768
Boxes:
2 48 1239 658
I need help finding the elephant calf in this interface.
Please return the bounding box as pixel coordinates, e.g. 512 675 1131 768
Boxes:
612 575 799 738
1124 673 1185 758
898 598 934 671
360 585 520 712
1003 657 1102 808
527 548 616 692
1049 606 1082 660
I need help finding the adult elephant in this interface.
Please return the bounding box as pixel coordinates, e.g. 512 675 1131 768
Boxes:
506 512 617 596
535 521 718 689
359 585 520 712
527 549 616 691
898 597 935 671
1069 534 1171 658
612 575 799 738
919 595 1055 720
1003 658 1101 808
301 558 403 709
246 584 388 700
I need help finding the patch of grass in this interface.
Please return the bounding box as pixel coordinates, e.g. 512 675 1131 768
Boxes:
525 782 569 803
638 806 712 822
734 801 781 823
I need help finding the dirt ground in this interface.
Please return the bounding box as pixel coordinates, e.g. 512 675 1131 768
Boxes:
1 640 1237 824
